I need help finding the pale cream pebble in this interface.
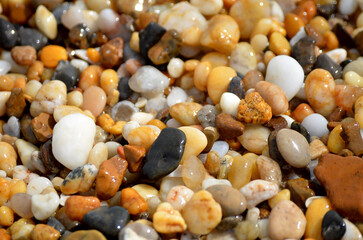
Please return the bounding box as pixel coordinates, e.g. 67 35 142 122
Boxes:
132 184 159 201
15 139 38 172
237 124 270 155
256 155 282 186
31 187 59 220
35 5 57 40
160 177 185 201
229 42 257 75
53 105 94 122
153 202 187 234
167 58 185 78
25 80 42 99
251 34 269 53
0 91 11 117
26 177 53 195
67 91 83 108
166 185 194 211
190 0 223 16
309 139 329 159
240 180 279 209
87 142 108 169
250 18 272 38
130 112 155 125
51 177 64 191
178 126 207 163
344 71 363 87
12 165 40 184
105 141 121 159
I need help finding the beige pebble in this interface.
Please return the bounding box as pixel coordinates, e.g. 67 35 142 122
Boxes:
240 179 279 209
194 61 212 91
25 80 42 99
67 91 83 108
257 155 282 186
82 86 106 118
165 185 194 211
87 142 108 169
0 142 17 177
169 102 203 126
127 126 160 150
255 81 288 115
237 124 270 154
153 202 187 234
229 42 257 75
178 126 207 164
182 155 206 191
0 91 11 117
53 105 94 122
35 5 57 40
207 66 237 104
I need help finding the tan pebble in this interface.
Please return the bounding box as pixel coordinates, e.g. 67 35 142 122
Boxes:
31 112 55 142
31 224 60 240
8 218 35 240
184 59 200 71
132 184 159 201
309 16 330 35
123 144 145 173
327 124 345 154
0 142 17 177
291 103 315 123
53 105 94 122
229 42 257 75
87 142 108 169
228 154 253 189
181 25 203 46
269 200 306 240
179 126 207 163
153 202 187 233
82 86 106 117
11 46 37 66
201 52 229 68
78 65 103 90
165 185 194 211
257 155 282 186
127 126 160 150
268 189 291 209
204 151 221 176
194 61 212 91
243 69 264 91
284 13 305 39
240 180 279 209
250 34 269 53
66 230 106 240
100 69 118 94
0 75 14 91
309 139 329 159
35 5 57 39
27 61 44 81
9 178 26 199
182 155 206 191
207 66 236 104
255 81 288 115
65 196 101 221
67 91 83 108
269 32 291 55
169 102 203 126
100 37 124 68
129 32 140 52
182 190 222 235
251 18 272 38
200 14 239 54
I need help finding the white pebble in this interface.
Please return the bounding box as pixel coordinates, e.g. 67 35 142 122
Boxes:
265 55 304 101
301 113 329 137
12 165 39 184
342 218 363 240
0 170 6 178
202 178 232 190
167 58 184 78
0 60 11 75
134 97 147 108
167 87 188 107
15 139 38 172
27 177 53 195
326 48 347 64
258 219 270 239
210 141 229 159
52 113 96 170
190 0 223 16
129 66 170 95
105 141 121 159
289 27 306 47
166 118 182 128
31 189 59 220
220 92 240 117
3 116 20 138
83 10 99 33
130 112 155 125
25 80 42 99
246 207 260 223
1 51 27 74
270 1 284 22
145 95 168 113
0 91 11 117
111 100 139 121
122 121 140 141
61 5 85 29
160 177 185 201
240 180 279 209
166 185 194 211
70 59 89 72
339 0 358 15
59 194 70 206
98 8 119 33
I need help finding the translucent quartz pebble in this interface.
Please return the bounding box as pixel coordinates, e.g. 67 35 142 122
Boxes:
61 5 85 30
10 193 33 218
210 141 229 159
167 87 188 107
26 176 53 195
111 101 139 122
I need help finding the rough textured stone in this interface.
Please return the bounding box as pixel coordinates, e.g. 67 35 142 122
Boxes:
31 113 56 142
6 88 26 118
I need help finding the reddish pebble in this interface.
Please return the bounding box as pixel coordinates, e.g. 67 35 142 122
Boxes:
65 196 101 221
117 146 125 159
82 86 107 117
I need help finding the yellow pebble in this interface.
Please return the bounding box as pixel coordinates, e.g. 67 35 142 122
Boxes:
132 184 159 200
242 152 260 180
251 18 272 38
97 113 115 132
269 32 291 56
305 197 332 240
0 206 14 227
100 69 119 94
201 52 229 68
40 45 68 68
250 34 269 53
184 60 200 72
344 71 363 87
228 155 253 189
67 91 83 108
181 25 203 46
268 189 291 209
194 61 212 91
0 75 14 91
179 126 207 164
0 177 10 205
309 16 330 35
109 121 126 135
87 48 101 63
147 119 167 130
207 66 236 104
130 32 140 53
327 125 345 154
9 178 26 199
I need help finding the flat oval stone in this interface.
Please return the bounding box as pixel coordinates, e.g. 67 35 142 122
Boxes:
142 128 186 180
83 206 130 238
82 86 107 118
276 128 311 168
207 185 247 217
322 210 346 240
52 113 96 170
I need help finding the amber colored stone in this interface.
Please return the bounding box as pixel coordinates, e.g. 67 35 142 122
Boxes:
340 121 363 156
100 37 124 68
65 196 101 222
8 0 32 24
6 88 26 118
66 230 106 240
123 144 146 173
95 156 128 200
215 113 245 139
31 224 60 240
284 13 305 39
137 12 158 30
120 187 147 215
0 229 11 240
314 154 363 221
31 113 56 142
148 29 181 65
287 178 315 208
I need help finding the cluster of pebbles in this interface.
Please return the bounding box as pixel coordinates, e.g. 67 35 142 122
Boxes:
0 0 363 239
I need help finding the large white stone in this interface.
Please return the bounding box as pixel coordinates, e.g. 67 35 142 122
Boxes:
265 55 304 101
52 113 96 170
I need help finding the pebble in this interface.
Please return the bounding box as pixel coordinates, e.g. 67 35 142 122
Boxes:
220 92 241 117
182 190 222 235
153 202 187 233
265 55 304 101
167 87 188 107
15 139 38 171
31 224 60 240
52 113 96 170
120 187 147 215
292 36 316 75
17 28 48 51
169 102 202 126
82 86 107 118
342 218 363 240
240 180 279 209
255 81 288 116
287 178 315 208
119 222 159 240
35 5 57 40
0 60 11 76
61 163 98 195
0 91 11 117
8 218 35 240
66 230 106 240
257 155 282 186
30 80 67 117
10 46 36 66
127 126 159 150
228 154 253 189
148 29 181 65
65 195 101 221
269 32 291 56
0 18 18 50
208 66 237 104
128 65 170 97
9 193 33 218
207 185 247 217
238 124 270 154
197 104 220 127
305 197 333 240
123 144 145 173
314 53 342 79
0 141 17 177
179 126 207 163
182 155 206 191
215 113 244 139
269 200 306 240
229 42 257 76
47 216 66 235
96 156 128 200
30 112 55 142
39 45 68 68
276 128 311 168
314 154 363 221
234 220 260 240
83 206 130 238
322 210 346 240
139 22 166 59
31 187 60 220
237 92 272 124
51 60 80 91
165 185 194 211
302 113 329 138
100 37 124 68
3 116 20 138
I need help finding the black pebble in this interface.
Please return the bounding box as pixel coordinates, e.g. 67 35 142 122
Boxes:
139 22 166 59
118 76 133 101
322 210 346 240
291 121 311 143
0 18 18 50
340 59 352 69
18 28 48 51
227 76 245 99
142 128 186 180
292 36 316 75
51 60 80 91
40 140 61 174
123 42 146 64
314 54 342 79
47 217 66 235
83 206 130 238
332 23 355 49
317 4 337 19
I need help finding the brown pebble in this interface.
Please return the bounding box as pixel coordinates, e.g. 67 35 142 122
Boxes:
65 196 101 222
82 86 107 118
40 140 61 174
27 61 44 81
242 69 264 91
123 144 146 173
328 106 346 122
148 29 181 65
95 156 128 200
287 178 315 208
31 224 60 240
66 230 106 240
11 46 37 66
20 114 38 144
6 88 26 118
264 116 288 131
204 151 221 176
314 154 363 221
100 37 124 68
215 113 245 139
340 121 363 156
31 113 55 142
337 148 354 157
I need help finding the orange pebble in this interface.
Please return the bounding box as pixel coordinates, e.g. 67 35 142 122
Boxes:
117 146 125 159
285 13 305 39
125 59 143 75
64 196 101 221
291 103 315 122
147 119 167 130
293 0 316 24
14 77 26 91
78 65 103 90
0 229 11 240
120 188 147 215
40 45 68 68
324 31 339 50
87 48 101 63
0 75 14 91
223 0 238 9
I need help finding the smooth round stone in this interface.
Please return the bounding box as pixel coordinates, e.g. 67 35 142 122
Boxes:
269 200 306 240
52 113 96 170
10 193 33 218
52 2 72 24
0 141 17 177
82 86 107 118
237 124 270 155
167 87 188 107
182 155 206 191
35 5 58 40
265 55 304 101
26 177 53 195
111 100 139 122
220 92 240 117
83 206 130 238
179 126 208 163
66 230 107 240
61 5 85 30
207 66 237 104
0 18 18 50
305 197 333 240
0 60 11 75
229 42 257 75
142 128 186 180
47 216 66 235
169 102 203 126
342 219 363 240
18 28 48 51
128 66 170 96
322 210 346 240
202 178 232 190
314 54 342 79
207 185 246 217
302 113 329 138
52 60 80 91
338 0 358 15
276 128 311 168
119 222 159 240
